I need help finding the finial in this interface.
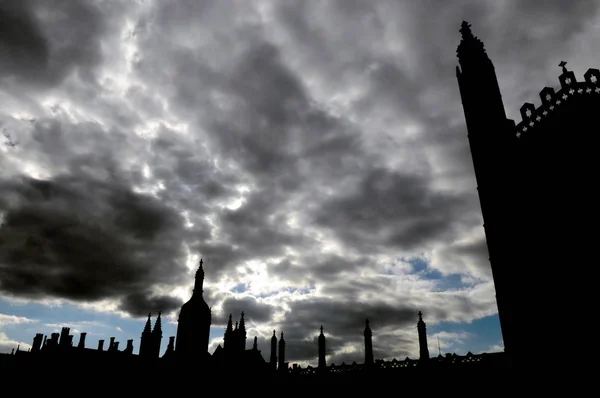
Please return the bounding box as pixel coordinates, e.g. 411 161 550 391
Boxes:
273 330 276 337
418 310 423 319
241 311 244 318
281 331 284 339
157 310 162 317
365 318 370 327
459 21 472 38
559 60 568 73
320 325 324 334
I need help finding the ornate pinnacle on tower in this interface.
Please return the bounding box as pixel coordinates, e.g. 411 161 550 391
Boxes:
196 258 204 277
152 311 162 334
456 20 486 59
459 20 473 39
559 60 568 74
143 313 152 334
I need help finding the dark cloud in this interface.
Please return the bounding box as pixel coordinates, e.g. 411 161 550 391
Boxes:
310 167 476 253
216 295 276 325
119 292 183 318
1 0 597 360
0 171 189 311
0 0 113 88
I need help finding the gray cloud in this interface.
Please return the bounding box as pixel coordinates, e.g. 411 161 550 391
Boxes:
1 0 597 361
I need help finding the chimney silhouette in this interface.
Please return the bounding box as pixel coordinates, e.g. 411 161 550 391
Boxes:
78 332 87 349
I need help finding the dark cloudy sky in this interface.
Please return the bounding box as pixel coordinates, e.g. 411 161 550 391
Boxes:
1 0 598 365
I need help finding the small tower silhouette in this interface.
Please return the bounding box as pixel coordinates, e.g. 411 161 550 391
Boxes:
278 331 286 371
270 330 277 370
364 319 374 367
417 311 430 361
318 325 326 369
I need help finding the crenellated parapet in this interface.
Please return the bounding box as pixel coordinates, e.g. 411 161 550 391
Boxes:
516 63 600 138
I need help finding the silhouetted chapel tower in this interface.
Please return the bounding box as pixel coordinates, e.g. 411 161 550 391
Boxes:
456 21 599 363
175 259 211 360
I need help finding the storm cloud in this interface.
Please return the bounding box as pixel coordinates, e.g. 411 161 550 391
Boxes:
1 0 598 363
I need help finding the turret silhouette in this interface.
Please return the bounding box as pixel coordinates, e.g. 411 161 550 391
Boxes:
270 330 277 370
318 325 326 370
364 319 374 367
417 311 429 361
278 331 286 371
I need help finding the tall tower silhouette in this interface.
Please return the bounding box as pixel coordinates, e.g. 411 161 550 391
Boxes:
456 20 600 364
456 21 520 357
175 259 212 360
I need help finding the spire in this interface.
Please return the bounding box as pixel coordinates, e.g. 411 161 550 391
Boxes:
253 336 258 350
280 331 284 340
152 311 162 335
272 330 277 339
239 311 246 331
143 313 152 334
193 259 205 295
226 313 233 332
320 325 324 335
